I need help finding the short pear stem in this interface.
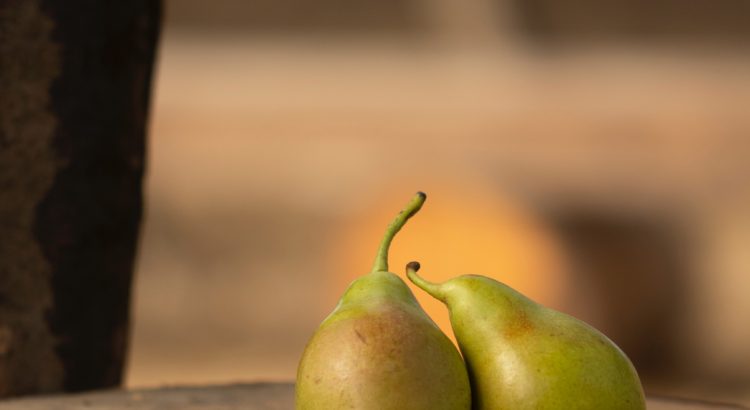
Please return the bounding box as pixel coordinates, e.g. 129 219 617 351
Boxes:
371 192 426 273
405 261 445 301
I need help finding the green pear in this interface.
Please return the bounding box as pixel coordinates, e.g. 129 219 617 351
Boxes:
296 193 471 410
407 263 646 410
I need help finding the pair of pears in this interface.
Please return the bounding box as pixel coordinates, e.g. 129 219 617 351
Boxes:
296 193 646 409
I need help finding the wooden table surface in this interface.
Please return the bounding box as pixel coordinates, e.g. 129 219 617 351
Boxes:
0 383 745 409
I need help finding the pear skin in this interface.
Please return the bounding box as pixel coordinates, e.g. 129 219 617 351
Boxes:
295 193 471 410
407 264 646 410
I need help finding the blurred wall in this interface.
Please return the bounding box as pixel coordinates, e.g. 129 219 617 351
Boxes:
164 0 423 33
126 0 750 405
516 0 750 47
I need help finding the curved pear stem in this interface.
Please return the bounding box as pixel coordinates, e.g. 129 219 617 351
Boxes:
405 261 446 301
371 192 426 273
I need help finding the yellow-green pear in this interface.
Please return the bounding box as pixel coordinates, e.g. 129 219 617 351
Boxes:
407 263 646 410
296 193 471 410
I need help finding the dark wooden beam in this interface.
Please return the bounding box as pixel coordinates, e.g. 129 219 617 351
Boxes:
0 0 160 397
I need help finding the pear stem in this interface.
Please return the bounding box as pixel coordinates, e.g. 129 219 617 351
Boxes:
371 192 426 273
405 261 445 301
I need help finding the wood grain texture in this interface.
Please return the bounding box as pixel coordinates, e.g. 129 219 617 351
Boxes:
0 383 743 409
0 0 64 396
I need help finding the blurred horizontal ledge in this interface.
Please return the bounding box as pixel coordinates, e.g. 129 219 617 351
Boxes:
0 382 743 409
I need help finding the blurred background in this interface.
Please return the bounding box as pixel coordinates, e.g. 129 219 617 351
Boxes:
125 0 750 406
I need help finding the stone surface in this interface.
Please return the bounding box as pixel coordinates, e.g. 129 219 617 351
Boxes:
0 383 744 409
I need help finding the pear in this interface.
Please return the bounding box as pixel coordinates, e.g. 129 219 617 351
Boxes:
295 192 471 410
406 263 646 410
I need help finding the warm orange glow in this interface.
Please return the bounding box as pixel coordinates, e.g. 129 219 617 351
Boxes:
327 179 570 341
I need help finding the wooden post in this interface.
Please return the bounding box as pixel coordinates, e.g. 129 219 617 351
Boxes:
0 0 160 397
